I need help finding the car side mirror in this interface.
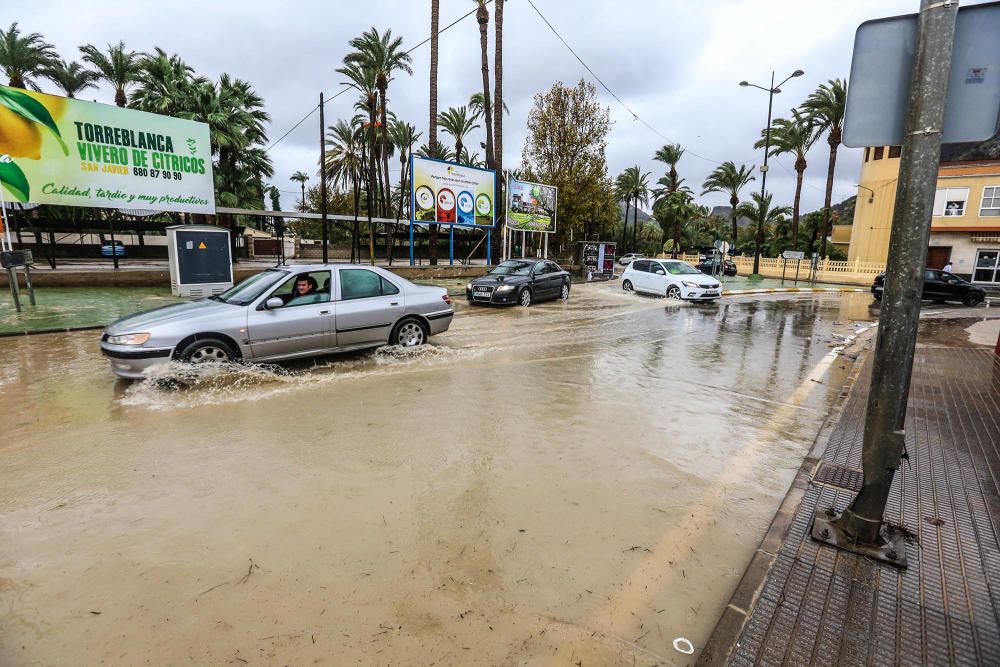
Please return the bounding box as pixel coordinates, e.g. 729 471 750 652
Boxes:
265 297 284 309
656 269 665 275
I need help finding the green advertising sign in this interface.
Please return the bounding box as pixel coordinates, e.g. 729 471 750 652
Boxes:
0 85 215 214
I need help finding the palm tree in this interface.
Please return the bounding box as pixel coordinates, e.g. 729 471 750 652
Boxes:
429 0 440 152
337 60 380 264
46 59 98 98
473 0 495 169
345 28 413 218
0 22 57 89
615 167 637 249
701 161 755 249
801 78 847 259
493 0 505 259
735 192 792 268
438 106 479 159
290 171 310 211
416 142 454 162
387 120 421 263
79 41 143 107
653 186 696 256
326 118 368 263
130 49 202 116
653 143 685 257
756 109 821 247
628 168 651 252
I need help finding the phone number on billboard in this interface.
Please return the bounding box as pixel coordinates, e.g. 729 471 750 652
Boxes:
133 168 184 180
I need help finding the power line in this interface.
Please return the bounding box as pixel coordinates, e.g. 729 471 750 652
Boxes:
265 1 491 154
525 0 740 167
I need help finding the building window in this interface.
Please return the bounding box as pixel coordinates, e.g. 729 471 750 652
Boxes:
981 185 1000 217
973 250 1000 284
932 187 969 217
888 145 901 158
864 147 870 162
873 146 884 160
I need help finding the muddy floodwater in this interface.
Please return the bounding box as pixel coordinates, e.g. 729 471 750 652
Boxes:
0 285 876 665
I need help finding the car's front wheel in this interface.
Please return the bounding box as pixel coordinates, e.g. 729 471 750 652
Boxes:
391 318 428 346
560 282 570 300
622 280 633 292
666 285 682 299
963 292 984 307
179 338 235 365
519 288 532 307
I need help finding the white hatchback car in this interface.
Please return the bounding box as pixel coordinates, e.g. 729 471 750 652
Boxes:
621 258 722 301
618 252 645 266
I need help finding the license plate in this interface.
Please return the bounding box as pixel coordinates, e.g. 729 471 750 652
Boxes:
703 291 719 296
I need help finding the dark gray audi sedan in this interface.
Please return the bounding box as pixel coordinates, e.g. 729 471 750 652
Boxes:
466 259 571 307
100 264 454 379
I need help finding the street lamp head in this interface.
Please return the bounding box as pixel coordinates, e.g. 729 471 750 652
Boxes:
739 81 749 87
791 69 804 78
773 87 782 94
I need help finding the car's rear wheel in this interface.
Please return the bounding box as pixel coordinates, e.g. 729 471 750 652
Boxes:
519 288 532 307
391 318 427 346
622 280 634 292
873 292 882 301
666 285 682 299
180 338 234 365
560 282 570 300
963 292 983 307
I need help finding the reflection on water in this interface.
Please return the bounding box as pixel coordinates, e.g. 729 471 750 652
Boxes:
0 286 874 666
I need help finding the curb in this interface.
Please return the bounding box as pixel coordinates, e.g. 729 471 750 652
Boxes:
0 324 105 338
696 326 876 666
722 287 867 296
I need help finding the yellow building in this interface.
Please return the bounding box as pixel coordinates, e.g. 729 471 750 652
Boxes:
848 137 1000 286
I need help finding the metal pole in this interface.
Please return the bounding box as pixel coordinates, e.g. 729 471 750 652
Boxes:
753 72 775 277
23 262 35 306
449 225 454 265
6 267 20 313
319 93 329 264
409 222 415 266
0 181 11 251
486 228 491 265
834 0 958 546
543 233 548 259
107 210 119 270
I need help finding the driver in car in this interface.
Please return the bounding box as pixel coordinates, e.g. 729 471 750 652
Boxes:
285 275 318 304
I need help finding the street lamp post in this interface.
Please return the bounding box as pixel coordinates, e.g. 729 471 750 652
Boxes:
740 69 804 277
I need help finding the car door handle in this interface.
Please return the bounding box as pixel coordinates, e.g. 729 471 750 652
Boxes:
389 301 399 306
320 310 330 314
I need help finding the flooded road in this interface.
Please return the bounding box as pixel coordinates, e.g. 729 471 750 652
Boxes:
0 285 877 665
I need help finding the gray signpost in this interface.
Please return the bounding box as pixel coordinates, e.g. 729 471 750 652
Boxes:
811 0 985 567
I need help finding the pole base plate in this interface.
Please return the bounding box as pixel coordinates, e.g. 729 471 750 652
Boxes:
810 510 909 568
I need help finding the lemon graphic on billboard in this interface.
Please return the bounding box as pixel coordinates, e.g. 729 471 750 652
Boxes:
0 87 68 202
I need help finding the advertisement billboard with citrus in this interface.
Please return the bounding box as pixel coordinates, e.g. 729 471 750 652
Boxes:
0 84 214 214
506 176 557 233
410 156 495 227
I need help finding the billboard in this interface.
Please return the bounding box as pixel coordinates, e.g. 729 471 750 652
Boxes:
0 84 215 214
506 176 557 233
410 155 495 227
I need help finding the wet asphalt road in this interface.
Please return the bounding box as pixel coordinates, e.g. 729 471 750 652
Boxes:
1 285 891 664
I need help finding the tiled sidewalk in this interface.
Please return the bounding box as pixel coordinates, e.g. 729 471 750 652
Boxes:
701 345 1000 666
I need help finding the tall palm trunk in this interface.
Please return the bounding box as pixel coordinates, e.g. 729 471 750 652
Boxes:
378 86 391 217
492 0 504 262
389 151 408 265
352 173 360 264
631 198 639 252
792 156 806 247
818 130 840 259
669 166 680 258
114 87 126 107
476 3 495 170
428 1 440 266
620 198 631 248
366 113 377 265
729 194 739 248
300 182 306 210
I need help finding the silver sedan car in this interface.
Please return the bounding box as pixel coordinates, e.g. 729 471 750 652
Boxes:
100 264 454 379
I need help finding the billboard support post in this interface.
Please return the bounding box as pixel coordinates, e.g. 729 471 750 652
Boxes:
486 228 491 265
320 92 329 264
449 225 454 265
812 0 959 567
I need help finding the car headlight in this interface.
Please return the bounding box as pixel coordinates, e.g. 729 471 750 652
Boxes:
466 282 473 290
106 332 150 345
682 281 700 288
496 285 515 293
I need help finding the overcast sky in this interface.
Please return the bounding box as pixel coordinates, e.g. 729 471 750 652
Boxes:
19 0 935 214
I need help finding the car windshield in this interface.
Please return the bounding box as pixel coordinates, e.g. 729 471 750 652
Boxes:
490 261 533 276
213 269 288 305
664 262 701 275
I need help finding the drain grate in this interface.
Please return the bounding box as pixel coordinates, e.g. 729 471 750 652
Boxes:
813 462 864 492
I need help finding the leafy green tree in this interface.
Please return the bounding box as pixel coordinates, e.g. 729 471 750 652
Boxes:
130 49 203 115
653 143 685 256
79 41 144 107
801 78 847 259
621 166 650 252
736 192 792 273
653 187 696 255
0 22 58 90
324 119 367 262
755 108 820 246
521 80 618 243
337 58 380 263
46 59 98 98
701 161 755 248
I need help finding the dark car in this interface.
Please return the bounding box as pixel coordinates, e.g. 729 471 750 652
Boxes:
872 268 985 306
695 259 737 277
100 240 127 257
466 259 571 307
